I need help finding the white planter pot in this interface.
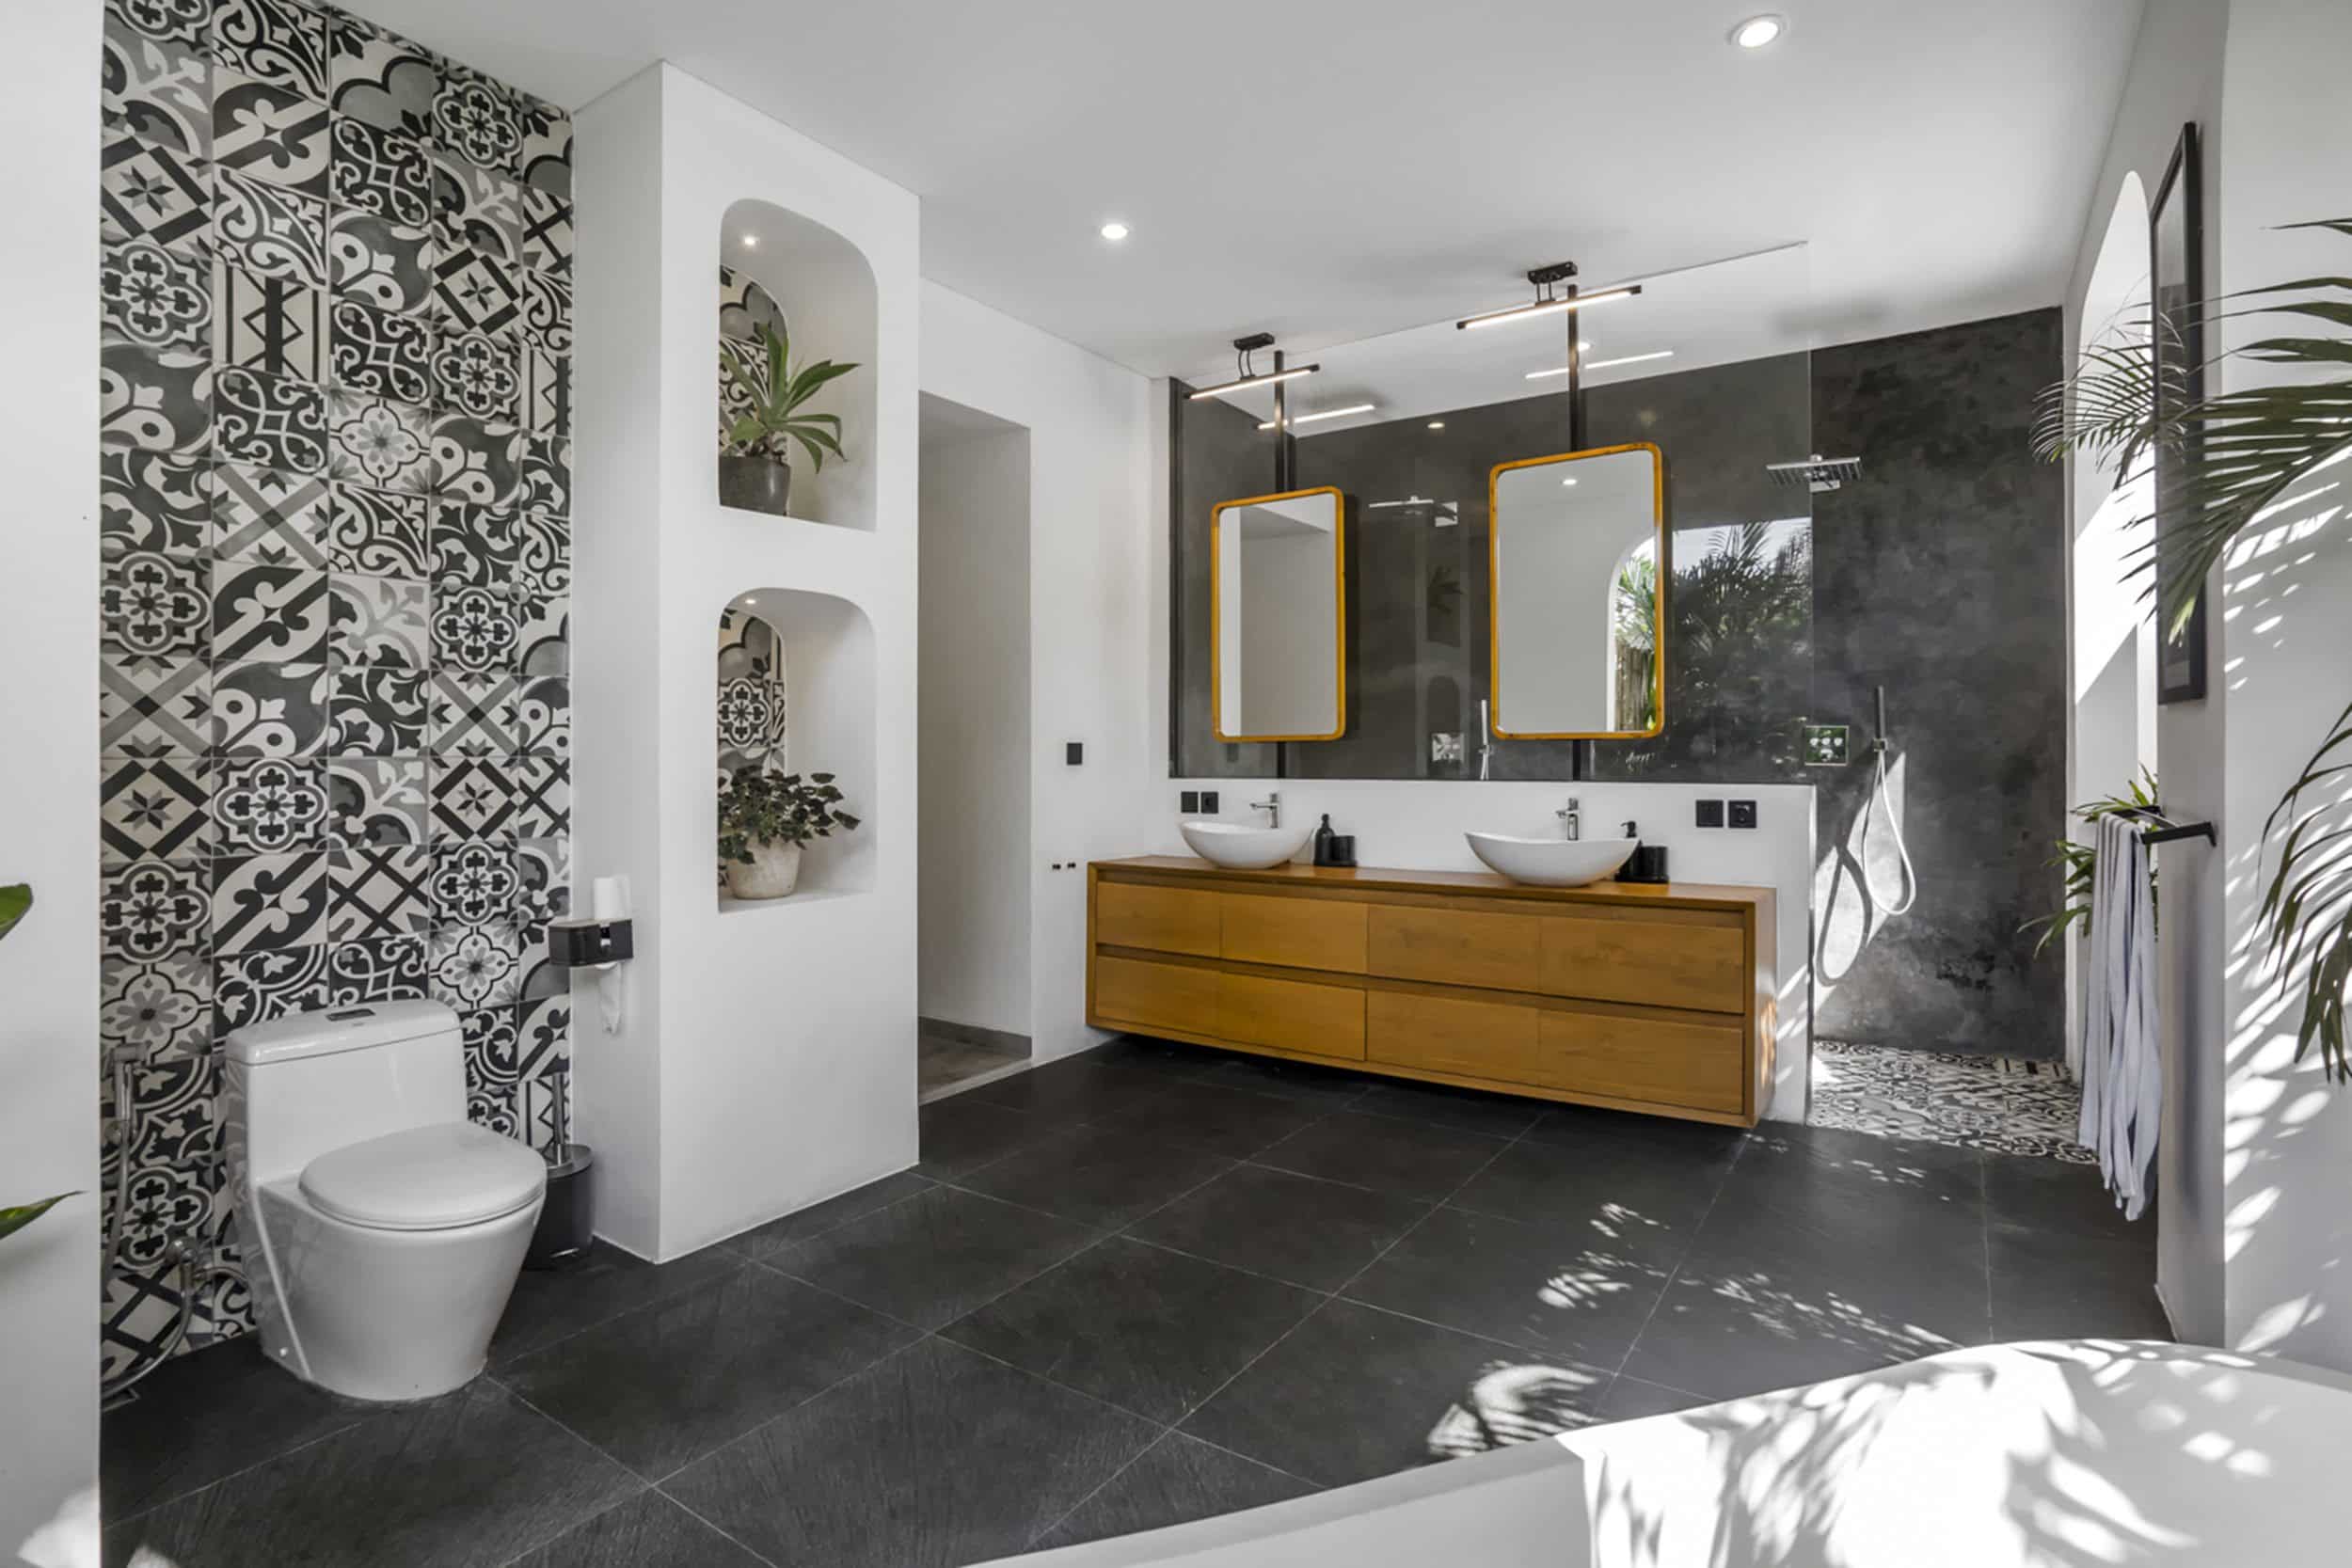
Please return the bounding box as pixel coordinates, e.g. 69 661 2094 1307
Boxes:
724 840 803 899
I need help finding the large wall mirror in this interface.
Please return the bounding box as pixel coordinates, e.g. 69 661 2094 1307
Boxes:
1213 486 1346 741
1490 444 1664 738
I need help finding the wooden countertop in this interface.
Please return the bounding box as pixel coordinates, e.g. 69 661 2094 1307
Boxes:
1092 855 1774 913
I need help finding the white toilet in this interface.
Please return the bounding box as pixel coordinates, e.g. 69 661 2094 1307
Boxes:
225 1000 548 1402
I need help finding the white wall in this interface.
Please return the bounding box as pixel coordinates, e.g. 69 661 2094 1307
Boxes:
0 0 101 1554
2059 0 2230 1345
574 63 921 1259
2212 0 2352 1370
918 404 1034 1036
917 282 1157 1064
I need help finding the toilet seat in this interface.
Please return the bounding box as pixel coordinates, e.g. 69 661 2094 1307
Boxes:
300 1122 547 1232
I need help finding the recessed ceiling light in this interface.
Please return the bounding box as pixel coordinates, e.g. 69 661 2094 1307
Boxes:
1562 477 1579 486
741 234 759 248
1427 420 1446 431
1731 13 1786 49
1099 221 1131 242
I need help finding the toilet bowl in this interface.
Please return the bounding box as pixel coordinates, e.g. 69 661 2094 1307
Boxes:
226 1001 548 1402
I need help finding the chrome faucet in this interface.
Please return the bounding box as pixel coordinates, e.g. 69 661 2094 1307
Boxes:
1250 791 1282 828
1557 797 1581 841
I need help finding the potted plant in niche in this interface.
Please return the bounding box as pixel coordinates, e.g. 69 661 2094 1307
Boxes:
719 768 861 899
719 320 860 516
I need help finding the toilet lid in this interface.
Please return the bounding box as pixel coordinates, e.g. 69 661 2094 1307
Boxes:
300 1123 548 1231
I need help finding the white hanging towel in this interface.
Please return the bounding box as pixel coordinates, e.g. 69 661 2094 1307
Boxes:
2078 813 2160 1219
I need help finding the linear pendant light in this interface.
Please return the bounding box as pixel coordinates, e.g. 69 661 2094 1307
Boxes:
1188 364 1320 400
1258 403 1375 431
1456 283 1641 331
1525 349 1675 380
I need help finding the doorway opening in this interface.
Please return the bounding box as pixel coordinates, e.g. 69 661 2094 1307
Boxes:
917 394 1035 1099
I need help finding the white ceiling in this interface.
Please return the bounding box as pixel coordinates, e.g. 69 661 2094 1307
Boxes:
350 0 2145 379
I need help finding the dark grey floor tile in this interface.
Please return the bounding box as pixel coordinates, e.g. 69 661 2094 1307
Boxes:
1594 1375 1719 1422
502 1490 768 1568
725 1169 936 1259
1181 1298 1607 1488
1125 1163 1431 1291
1197 1051 1377 1108
951 1125 1237 1229
102 1338 369 1522
1525 1100 1753 1155
1348 1077 1549 1138
1618 1215 1992 1402
1727 1122 1986 1234
1987 1223 2170 1342
916 1094 1053 1180
945 1236 1321 1423
491 1240 743 1367
964 1053 1181 1121
1090 1077 1326 1159
104 1380 639 1568
1252 1111 1507 1202
1449 1128 1740 1237
1344 1204 1683 1367
1983 1151 2150 1247
1031 1433 1320 1552
663 1338 1158 1568
501 1262 919 1480
765 1183 1099 1330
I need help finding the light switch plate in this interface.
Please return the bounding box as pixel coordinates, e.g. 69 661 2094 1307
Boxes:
1695 799 1725 829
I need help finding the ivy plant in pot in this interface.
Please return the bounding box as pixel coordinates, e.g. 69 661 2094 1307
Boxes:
719 320 860 517
719 768 861 899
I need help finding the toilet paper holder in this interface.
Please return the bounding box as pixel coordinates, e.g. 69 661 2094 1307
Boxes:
548 916 633 969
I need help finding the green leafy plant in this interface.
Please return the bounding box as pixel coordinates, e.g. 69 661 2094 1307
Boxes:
2037 215 2352 1080
2024 769 2160 956
1611 522 1810 774
1613 548 1661 732
717 768 862 863
0 882 77 1242
720 321 859 472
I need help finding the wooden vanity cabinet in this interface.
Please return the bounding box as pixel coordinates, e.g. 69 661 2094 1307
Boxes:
1087 857 1775 1127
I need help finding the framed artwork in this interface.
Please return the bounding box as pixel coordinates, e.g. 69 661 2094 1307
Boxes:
2150 120 2207 704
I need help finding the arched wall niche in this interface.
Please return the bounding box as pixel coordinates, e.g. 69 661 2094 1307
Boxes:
716 588 878 906
717 199 880 531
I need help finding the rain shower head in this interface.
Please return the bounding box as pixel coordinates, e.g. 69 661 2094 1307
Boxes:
1768 453 1864 493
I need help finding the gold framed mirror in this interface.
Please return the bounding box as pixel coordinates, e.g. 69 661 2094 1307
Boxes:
1211 485 1347 742
1488 443 1665 739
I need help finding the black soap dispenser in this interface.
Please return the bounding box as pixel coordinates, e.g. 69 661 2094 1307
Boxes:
1616 820 1669 884
1311 814 1338 866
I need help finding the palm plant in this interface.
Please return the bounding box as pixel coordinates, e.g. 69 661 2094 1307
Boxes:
1613 550 1660 731
2036 216 2352 1081
0 882 77 1242
720 320 857 472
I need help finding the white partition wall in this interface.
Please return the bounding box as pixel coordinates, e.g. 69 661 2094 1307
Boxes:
573 64 919 1259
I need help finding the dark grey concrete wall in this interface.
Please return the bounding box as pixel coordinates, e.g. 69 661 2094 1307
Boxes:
1809 309 2068 1058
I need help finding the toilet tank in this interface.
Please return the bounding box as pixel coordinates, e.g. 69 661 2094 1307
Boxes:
225 1001 469 1188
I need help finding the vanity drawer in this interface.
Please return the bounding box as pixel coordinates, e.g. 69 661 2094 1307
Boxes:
1096 881 1220 958
1218 972 1365 1060
1538 913 1746 1015
1094 956 1219 1035
1366 990 1541 1083
1221 893 1368 973
1367 905 1540 991
1534 1007 1745 1114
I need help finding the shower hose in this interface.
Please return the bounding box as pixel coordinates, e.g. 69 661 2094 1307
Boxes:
1865 741 1918 915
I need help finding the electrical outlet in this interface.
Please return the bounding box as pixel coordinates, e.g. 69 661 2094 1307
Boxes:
1696 799 1725 829
1180 790 1200 814
1201 790 1220 814
1728 800 1758 830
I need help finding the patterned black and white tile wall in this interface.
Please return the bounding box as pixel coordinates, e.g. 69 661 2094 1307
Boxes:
95 0 573 1378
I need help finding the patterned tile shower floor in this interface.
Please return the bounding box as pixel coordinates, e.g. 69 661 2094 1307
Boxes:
1809 1039 2091 1164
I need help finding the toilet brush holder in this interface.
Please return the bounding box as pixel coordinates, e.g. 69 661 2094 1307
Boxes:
525 1143 595 1270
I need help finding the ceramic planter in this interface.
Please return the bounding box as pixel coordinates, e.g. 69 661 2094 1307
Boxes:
724 840 803 899
719 454 792 515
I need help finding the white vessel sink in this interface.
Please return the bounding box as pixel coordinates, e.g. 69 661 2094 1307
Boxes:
1180 819 1315 870
1466 832 1637 887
